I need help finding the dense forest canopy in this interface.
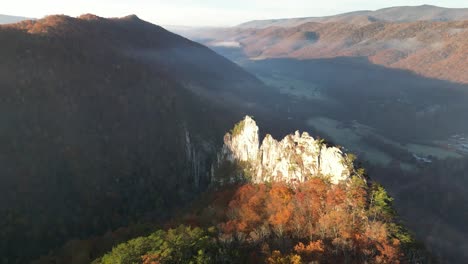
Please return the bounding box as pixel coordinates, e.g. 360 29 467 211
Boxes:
92 177 430 264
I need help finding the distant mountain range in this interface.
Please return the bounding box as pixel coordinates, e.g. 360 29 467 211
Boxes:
177 5 468 84
0 14 30 24
238 5 468 28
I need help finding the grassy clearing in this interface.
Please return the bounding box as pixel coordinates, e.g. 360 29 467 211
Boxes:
406 143 461 159
306 116 462 168
306 117 393 166
257 73 332 102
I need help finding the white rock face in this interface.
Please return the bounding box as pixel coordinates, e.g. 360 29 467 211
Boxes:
221 115 259 162
214 116 351 184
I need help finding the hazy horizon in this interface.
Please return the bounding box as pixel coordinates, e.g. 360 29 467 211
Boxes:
3 1 468 27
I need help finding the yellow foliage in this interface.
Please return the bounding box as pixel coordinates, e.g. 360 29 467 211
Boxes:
267 250 302 264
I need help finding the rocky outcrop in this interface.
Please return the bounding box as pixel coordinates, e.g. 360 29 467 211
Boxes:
214 116 352 184
220 116 259 162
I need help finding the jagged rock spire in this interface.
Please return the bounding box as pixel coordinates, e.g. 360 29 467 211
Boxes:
214 116 351 184
221 116 259 162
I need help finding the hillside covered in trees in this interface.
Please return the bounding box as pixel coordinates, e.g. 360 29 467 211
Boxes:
86 118 431 264
0 14 275 263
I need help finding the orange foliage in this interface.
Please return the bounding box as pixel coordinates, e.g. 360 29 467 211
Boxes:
196 177 406 263
266 183 293 235
266 250 301 264
142 254 161 264
375 239 402 264
294 240 325 262
294 240 325 254
227 184 268 232
325 185 347 209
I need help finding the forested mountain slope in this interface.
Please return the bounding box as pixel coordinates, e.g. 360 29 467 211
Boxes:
0 14 271 263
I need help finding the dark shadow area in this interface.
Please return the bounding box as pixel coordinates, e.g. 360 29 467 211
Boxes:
0 18 252 263
242 57 468 142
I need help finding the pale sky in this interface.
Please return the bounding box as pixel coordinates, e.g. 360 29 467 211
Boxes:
2 0 467 26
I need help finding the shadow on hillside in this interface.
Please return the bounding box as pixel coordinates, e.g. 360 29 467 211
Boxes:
241 57 468 142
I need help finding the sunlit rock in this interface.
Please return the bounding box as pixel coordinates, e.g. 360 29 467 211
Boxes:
214 116 351 184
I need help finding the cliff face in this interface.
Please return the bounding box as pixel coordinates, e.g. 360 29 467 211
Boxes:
184 128 217 188
214 116 351 184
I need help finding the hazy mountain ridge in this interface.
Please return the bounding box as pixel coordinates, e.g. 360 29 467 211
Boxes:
0 14 30 24
238 5 468 28
2 14 267 99
186 19 468 84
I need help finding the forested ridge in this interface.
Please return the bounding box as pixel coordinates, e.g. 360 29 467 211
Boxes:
90 176 431 263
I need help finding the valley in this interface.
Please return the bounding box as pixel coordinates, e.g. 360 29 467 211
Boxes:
239 58 468 162
173 9 468 261
240 59 468 264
